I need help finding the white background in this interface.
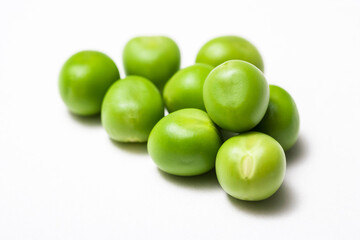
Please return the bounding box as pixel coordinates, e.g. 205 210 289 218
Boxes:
1 0 360 239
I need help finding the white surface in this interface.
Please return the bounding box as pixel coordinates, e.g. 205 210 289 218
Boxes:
1 0 360 239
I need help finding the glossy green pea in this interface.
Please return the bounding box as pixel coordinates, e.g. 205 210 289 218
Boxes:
196 36 264 71
163 63 213 113
203 60 269 132
101 76 164 142
123 36 181 91
254 85 300 151
216 132 286 201
59 50 120 116
148 109 222 176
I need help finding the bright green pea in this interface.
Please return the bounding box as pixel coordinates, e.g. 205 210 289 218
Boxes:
163 63 213 113
101 76 164 142
148 109 222 176
216 132 286 201
196 36 264 71
203 60 269 132
254 85 300 151
123 36 181 91
59 50 120 116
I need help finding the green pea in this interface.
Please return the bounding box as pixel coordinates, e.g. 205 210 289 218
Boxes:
123 36 181 91
148 109 222 176
196 36 264 71
216 132 286 201
203 60 269 132
254 85 300 151
163 63 213 113
101 76 164 142
59 50 120 116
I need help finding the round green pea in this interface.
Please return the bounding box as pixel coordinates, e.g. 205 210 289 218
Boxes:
148 109 222 176
59 50 120 116
123 36 181 91
101 76 164 142
196 36 264 71
203 60 269 132
254 85 300 151
163 63 213 113
216 132 286 201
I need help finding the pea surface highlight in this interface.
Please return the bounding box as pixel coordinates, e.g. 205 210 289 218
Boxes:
101 76 164 142
196 36 264 71
254 85 300 151
59 50 120 116
148 109 222 176
163 63 213 112
203 60 269 132
123 36 181 91
216 132 286 201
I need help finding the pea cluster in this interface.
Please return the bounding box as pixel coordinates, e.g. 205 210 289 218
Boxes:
59 35 300 201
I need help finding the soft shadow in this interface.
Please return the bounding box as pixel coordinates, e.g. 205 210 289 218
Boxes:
227 183 295 216
110 139 148 154
158 168 220 190
68 111 101 127
220 129 239 142
286 135 308 167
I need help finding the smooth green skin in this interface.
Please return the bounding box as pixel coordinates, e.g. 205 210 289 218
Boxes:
196 36 264 72
101 76 164 142
59 50 120 116
216 132 286 201
254 85 300 151
163 63 213 113
203 60 269 132
148 109 222 176
123 36 181 91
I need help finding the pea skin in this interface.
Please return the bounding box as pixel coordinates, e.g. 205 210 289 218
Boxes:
148 109 222 176
203 60 269 133
216 132 286 201
163 63 213 113
254 85 300 151
123 36 181 92
196 35 264 72
102 76 164 143
59 50 120 116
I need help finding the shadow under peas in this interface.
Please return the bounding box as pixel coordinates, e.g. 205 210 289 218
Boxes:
220 129 239 142
286 135 308 167
68 111 101 127
227 183 295 216
110 139 148 154
157 168 221 190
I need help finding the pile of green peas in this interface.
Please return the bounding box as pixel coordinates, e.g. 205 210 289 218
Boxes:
59 35 300 201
